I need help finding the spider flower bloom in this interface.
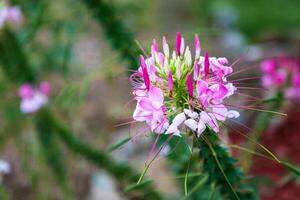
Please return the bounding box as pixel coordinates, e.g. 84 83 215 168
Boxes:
261 57 300 100
18 82 52 114
0 6 22 29
130 33 239 137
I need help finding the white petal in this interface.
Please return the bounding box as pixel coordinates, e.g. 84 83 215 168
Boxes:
172 112 186 126
166 124 177 134
184 119 198 131
197 120 206 136
212 106 228 121
180 38 185 55
165 124 181 137
173 130 182 137
172 51 176 60
184 47 192 66
225 83 237 97
184 109 198 119
163 44 169 59
227 110 240 118
200 111 219 133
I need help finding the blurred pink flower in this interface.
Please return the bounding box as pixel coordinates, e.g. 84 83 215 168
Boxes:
18 82 51 114
261 57 300 100
0 6 22 28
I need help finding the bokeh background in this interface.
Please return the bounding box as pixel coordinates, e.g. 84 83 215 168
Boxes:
1 0 300 199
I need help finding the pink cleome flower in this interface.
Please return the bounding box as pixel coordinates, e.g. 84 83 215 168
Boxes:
18 82 52 114
261 56 300 100
0 5 22 28
130 33 239 137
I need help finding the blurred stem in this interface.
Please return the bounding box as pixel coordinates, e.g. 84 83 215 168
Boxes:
20 1 48 43
81 0 140 70
38 108 165 200
0 186 10 200
241 92 284 172
0 28 36 83
35 111 74 200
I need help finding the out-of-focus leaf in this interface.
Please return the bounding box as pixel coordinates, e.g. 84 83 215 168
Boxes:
107 137 131 152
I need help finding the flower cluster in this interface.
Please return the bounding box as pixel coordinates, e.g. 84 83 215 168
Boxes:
18 82 51 113
131 33 239 137
0 5 22 29
261 57 300 100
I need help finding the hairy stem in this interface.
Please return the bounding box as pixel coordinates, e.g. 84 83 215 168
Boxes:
198 131 257 200
81 0 140 70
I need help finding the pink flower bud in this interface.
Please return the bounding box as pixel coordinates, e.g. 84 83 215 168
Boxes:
261 59 276 73
194 34 201 60
292 74 300 87
151 39 159 56
186 73 193 98
162 36 169 57
39 82 52 96
18 84 33 98
140 55 150 90
176 32 181 56
204 52 210 78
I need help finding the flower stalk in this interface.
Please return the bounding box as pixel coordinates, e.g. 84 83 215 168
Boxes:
198 130 257 200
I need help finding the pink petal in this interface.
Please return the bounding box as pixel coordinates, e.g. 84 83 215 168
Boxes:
196 79 208 97
138 98 154 111
148 86 164 103
211 84 228 101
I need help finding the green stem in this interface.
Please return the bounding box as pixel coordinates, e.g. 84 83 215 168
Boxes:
35 112 74 200
198 131 257 200
0 28 36 83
